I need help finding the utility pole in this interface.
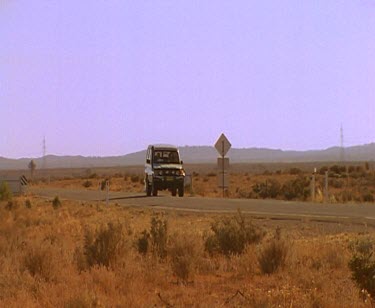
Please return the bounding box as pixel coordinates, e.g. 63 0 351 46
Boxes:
340 125 345 162
42 136 46 169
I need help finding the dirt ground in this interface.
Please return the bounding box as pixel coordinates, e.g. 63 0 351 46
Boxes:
0 192 374 307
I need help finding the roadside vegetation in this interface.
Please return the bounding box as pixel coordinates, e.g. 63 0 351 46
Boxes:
0 195 374 306
31 162 375 203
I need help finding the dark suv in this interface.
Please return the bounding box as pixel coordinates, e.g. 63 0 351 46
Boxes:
145 144 185 197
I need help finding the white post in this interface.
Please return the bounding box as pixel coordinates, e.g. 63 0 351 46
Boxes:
311 174 315 202
325 171 329 202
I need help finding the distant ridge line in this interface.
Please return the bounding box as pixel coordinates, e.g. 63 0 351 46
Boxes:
0 143 374 170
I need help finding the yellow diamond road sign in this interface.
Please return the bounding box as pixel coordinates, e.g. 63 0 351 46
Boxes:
215 133 231 157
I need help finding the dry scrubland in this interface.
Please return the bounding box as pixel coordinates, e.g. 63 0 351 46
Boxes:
0 193 375 307
36 162 375 203
1 162 375 306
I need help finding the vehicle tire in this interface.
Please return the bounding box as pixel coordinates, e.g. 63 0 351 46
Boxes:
178 185 184 197
171 188 177 196
146 179 152 196
152 183 158 196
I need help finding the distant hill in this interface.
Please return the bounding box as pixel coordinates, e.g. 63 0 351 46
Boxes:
0 143 374 170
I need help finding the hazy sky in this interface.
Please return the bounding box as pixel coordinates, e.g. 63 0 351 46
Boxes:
1 1 374 158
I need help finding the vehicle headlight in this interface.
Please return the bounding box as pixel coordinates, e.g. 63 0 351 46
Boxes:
178 169 185 176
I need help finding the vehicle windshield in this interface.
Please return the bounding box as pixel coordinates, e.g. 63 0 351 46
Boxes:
153 150 180 164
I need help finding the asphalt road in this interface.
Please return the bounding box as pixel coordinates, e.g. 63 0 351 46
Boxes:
29 187 375 224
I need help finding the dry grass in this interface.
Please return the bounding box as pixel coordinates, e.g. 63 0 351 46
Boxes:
0 193 373 306
28 162 375 203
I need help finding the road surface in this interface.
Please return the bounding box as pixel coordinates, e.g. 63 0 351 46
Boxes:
29 187 375 225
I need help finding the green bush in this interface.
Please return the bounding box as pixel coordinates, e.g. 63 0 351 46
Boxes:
258 228 288 274
0 181 12 201
52 196 62 209
205 210 264 256
84 222 127 268
82 180 93 188
281 176 310 200
348 238 375 298
252 179 281 199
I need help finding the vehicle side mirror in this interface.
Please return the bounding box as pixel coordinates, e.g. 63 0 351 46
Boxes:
180 160 183 165
146 159 150 164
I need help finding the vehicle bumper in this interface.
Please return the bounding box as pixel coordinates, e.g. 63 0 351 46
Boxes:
153 176 184 189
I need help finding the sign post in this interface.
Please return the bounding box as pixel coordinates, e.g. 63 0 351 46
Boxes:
214 133 231 197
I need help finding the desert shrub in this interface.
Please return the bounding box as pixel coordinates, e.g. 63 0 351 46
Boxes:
52 196 62 209
281 176 310 200
5 200 13 211
289 168 302 175
150 215 168 259
84 222 127 268
23 243 58 282
350 172 363 179
100 179 109 190
329 178 344 189
25 199 32 209
237 189 250 199
207 172 216 177
363 193 374 203
330 165 347 176
168 233 201 283
130 175 140 183
89 172 98 179
252 180 280 199
265 180 280 198
0 181 12 201
365 162 370 171
258 228 288 274
5 200 15 210
340 190 354 202
137 230 150 255
82 180 93 188
205 210 264 256
323 245 345 269
356 166 364 173
348 238 375 298
318 166 329 175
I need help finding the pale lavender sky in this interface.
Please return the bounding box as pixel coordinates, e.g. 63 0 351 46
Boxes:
1 1 374 158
